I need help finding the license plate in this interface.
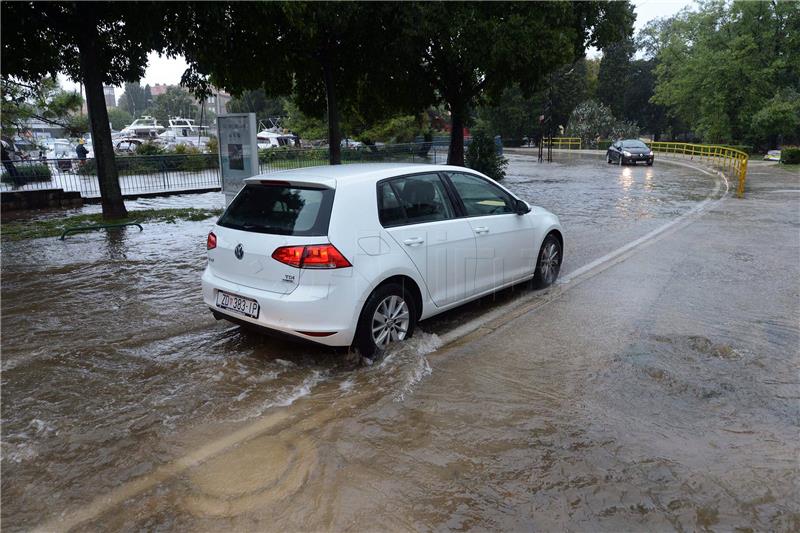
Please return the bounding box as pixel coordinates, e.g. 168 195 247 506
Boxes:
216 290 259 318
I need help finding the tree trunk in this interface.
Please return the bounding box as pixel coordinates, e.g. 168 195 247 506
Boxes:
78 17 127 219
322 60 341 165
447 105 465 166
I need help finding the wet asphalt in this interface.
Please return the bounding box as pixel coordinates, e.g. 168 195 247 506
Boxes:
1 153 798 531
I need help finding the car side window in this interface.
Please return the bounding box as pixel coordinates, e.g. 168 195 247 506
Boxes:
377 173 454 226
446 172 515 217
377 182 405 226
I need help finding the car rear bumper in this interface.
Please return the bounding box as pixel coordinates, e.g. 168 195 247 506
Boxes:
201 266 360 347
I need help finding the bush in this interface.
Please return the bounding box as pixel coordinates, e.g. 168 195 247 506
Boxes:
206 135 219 155
1 163 53 184
466 132 507 181
135 142 165 156
566 100 640 148
781 147 800 164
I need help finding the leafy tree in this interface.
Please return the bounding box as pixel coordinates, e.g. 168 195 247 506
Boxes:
415 1 635 165
226 89 286 124
359 115 423 144
282 99 327 141
750 89 800 149
475 85 539 143
1 77 82 137
649 1 800 145
2 2 169 218
175 2 428 165
566 99 639 147
596 37 635 118
146 86 199 125
117 82 151 118
107 107 133 131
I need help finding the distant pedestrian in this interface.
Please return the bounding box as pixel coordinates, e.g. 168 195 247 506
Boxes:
75 139 89 160
1 137 22 187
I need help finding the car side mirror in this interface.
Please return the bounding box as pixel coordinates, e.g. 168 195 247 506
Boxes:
514 199 531 215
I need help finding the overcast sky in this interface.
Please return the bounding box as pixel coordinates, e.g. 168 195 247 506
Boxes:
62 0 693 98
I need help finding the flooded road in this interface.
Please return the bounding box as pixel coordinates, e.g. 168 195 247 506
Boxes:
2 154 797 531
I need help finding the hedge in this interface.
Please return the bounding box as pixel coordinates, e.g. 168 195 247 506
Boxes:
76 154 218 176
1 163 53 184
781 147 800 164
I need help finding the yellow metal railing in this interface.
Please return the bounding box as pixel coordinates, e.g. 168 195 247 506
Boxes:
650 142 749 198
544 137 582 150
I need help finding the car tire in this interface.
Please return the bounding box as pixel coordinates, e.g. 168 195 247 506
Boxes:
532 234 562 289
647 160 653 166
355 283 416 358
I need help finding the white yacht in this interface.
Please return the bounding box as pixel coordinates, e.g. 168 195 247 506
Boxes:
256 129 298 149
119 116 165 138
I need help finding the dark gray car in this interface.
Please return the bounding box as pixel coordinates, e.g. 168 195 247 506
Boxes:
606 139 654 166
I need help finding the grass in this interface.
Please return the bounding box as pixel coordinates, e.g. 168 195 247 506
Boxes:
1 207 222 241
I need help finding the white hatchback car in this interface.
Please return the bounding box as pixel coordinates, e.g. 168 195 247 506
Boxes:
202 164 563 356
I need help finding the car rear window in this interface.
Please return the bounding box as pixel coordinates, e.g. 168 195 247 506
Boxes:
218 183 334 236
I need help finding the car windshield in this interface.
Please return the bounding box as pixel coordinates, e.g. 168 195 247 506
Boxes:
218 183 334 236
623 140 648 149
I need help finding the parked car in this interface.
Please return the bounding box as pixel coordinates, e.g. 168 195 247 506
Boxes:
763 150 781 161
114 138 146 154
607 139 654 166
202 164 564 356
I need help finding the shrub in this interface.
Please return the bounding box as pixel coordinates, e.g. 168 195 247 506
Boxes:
206 135 219 155
135 142 165 156
781 147 800 164
1 163 52 184
466 132 507 181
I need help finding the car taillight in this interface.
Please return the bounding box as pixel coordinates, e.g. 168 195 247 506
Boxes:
271 244 351 269
207 231 217 250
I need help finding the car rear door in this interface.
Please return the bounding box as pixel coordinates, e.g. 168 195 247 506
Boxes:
378 173 476 307
444 171 536 294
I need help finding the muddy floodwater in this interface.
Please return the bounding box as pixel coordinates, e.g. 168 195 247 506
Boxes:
2 153 798 531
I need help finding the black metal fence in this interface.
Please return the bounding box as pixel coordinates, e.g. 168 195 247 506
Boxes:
0 143 448 198
1 154 221 198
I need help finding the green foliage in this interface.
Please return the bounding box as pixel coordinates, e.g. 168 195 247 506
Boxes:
750 89 800 149
107 108 133 131
65 114 89 136
206 135 218 155
282 99 327 141
1 163 52 184
146 87 200 126
781 147 800 165
566 100 640 148
1 76 83 137
649 1 800 145
77 152 218 176
466 133 507 181
358 115 421 144
597 37 635 118
135 142 165 156
226 89 286 123
117 82 153 118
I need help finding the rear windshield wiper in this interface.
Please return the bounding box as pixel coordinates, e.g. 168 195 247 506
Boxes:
241 223 290 234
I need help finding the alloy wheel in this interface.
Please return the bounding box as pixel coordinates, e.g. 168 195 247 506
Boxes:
539 241 560 284
371 295 410 348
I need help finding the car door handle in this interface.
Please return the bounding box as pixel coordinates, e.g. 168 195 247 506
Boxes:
403 237 425 246
473 226 490 234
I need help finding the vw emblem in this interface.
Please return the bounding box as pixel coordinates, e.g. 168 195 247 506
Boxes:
234 243 244 260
